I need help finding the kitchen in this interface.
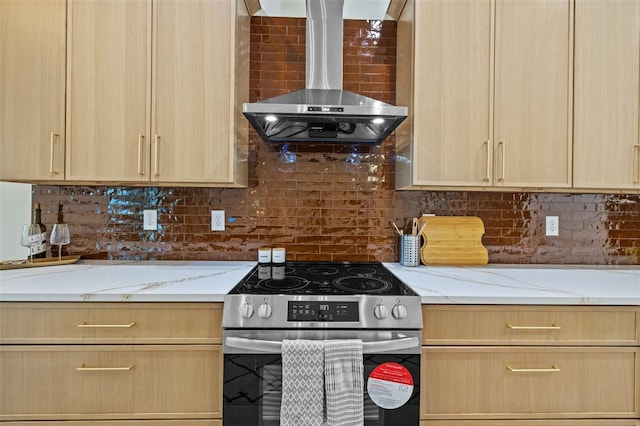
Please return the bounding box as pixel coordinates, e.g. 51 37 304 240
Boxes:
1 0 639 425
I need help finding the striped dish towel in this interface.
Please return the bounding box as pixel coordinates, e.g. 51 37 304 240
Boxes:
324 339 364 426
279 339 325 426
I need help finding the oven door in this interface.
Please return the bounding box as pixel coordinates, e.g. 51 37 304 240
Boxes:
222 329 421 426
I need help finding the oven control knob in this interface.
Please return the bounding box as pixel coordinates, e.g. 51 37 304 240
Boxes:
392 303 407 320
241 300 254 319
374 302 387 319
258 301 273 319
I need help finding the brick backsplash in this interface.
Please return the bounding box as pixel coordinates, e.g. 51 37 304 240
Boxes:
33 17 639 265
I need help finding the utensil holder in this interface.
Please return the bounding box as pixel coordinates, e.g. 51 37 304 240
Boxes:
400 235 420 267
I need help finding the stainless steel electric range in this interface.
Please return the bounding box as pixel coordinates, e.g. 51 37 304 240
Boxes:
222 261 423 426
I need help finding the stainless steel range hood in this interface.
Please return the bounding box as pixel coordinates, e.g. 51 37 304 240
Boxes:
243 0 407 144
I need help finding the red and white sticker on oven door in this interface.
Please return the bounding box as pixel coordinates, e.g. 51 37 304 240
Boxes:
366 362 414 409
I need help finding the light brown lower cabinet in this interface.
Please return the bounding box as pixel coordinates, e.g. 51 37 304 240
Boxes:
0 422 220 426
421 421 640 425
0 345 221 421
420 305 640 424
0 302 223 423
421 347 639 419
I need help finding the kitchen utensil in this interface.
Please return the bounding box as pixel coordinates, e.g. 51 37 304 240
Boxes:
418 216 488 265
391 222 403 236
400 234 420 267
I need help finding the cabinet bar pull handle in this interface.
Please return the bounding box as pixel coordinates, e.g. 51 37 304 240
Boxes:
506 364 561 373
49 132 60 175
77 364 135 371
506 323 561 330
77 321 136 328
137 134 145 176
498 140 505 182
483 140 490 182
153 135 160 177
634 144 640 184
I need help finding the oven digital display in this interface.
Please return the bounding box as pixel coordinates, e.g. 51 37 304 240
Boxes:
288 301 359 322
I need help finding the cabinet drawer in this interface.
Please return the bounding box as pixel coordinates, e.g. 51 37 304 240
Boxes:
421 421 640 425
0 302 222 343
0 422 221 426
422 305 639 345
0 345 222 421
421 347 640 419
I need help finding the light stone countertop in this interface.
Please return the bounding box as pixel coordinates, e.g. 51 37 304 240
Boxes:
386 263 640 305
0 261 638 305
0 261 256 302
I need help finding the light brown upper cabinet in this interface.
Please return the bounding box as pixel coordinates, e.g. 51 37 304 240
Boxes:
66 0 151 183
397 0 573 191
573 0 640 192
66 0 248 186
0 0 66 182
151 0 247 185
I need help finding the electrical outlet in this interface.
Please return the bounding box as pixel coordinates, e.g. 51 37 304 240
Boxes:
211 210 225 231
143 209 157 231
545 216 559 236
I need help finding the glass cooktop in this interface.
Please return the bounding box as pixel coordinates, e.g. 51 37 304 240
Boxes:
227 261 417 296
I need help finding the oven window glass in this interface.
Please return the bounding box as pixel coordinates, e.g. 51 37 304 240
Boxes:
223 354 420 426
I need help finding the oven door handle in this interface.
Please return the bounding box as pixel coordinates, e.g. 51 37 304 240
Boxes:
224 336 420 354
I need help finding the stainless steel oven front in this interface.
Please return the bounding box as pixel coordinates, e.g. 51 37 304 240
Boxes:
222 329 421 426
222 262 423 426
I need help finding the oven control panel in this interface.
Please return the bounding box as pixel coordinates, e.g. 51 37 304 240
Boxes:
222 295 423 329
288 301 359 322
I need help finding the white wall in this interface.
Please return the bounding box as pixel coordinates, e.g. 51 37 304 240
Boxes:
0 182 32 260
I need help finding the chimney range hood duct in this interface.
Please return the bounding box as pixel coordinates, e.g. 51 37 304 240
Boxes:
243 0 407 144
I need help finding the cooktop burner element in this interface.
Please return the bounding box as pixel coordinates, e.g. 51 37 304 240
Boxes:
307 266 339 276
333 276 392 293
258 276 309 292
227 261 417 296
346 266 377 276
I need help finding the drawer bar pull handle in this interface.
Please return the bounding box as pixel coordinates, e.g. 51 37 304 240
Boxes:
506 323 561 330
76 364 135 371
506 364 561 373
77 322 136 328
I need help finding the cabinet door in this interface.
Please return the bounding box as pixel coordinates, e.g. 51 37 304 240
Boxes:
421 421 640 426
410 0 493 187
66 0 152 182
0 345 222 420
0 302 223 344
152 0 236 184
0 0 66 181
493 0 572 188
421 347 639 419
573 0 640 191
1 422 220 426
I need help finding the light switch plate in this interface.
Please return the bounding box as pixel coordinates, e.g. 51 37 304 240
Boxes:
143 209 157 231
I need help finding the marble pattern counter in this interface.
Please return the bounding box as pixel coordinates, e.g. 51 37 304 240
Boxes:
0 261 638 305
386 263 640 305
0 261 256 302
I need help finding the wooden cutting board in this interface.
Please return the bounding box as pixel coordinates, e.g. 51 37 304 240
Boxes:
418 216 488 266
